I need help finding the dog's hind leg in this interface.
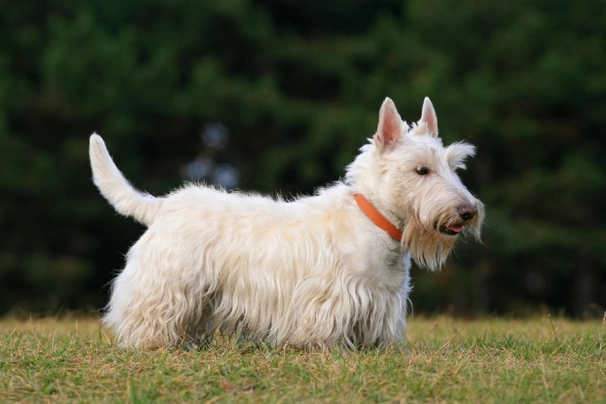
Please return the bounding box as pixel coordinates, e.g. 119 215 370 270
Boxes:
101 231 215 348
102 272 213 348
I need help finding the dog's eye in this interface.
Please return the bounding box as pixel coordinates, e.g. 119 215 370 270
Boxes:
415 166 429 175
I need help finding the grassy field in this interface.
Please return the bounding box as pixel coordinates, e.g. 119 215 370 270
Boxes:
0 315 604 403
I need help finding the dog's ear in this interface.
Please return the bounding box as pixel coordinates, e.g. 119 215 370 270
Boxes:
375 97 403 151
420 97 438 138
445 142 476 171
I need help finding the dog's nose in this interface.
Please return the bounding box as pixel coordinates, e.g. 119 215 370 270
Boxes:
458 205 478 221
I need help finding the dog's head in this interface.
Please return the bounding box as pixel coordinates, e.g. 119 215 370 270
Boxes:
347 97 484 271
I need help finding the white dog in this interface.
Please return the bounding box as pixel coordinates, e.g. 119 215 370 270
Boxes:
90 97 484 349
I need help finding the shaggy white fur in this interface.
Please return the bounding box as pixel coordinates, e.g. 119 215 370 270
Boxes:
90 97 484 349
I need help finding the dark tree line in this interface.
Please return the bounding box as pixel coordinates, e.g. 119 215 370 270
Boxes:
1 0 605 317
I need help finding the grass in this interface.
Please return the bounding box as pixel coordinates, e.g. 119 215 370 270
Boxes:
0 315 604 403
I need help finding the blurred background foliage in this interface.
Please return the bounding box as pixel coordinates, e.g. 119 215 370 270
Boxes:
1 0 605 318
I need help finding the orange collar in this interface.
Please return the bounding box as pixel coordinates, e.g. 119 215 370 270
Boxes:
353 193 403 241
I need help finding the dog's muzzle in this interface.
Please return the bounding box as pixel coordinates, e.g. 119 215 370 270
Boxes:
439 205 478 236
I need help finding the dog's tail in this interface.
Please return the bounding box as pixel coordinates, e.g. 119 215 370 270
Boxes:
89 133 163 226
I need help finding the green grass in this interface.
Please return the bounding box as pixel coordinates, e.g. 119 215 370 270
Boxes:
1 315 604 403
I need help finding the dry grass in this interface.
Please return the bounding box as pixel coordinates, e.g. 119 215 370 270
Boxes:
1 315 604 403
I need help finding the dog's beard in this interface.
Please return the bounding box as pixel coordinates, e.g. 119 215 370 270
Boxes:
401 213 482 271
